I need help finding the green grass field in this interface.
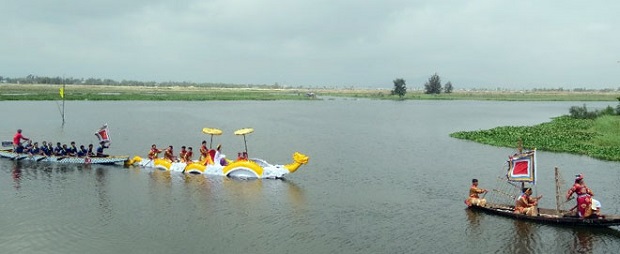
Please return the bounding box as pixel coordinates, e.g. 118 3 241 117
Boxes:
0 84 315 101
2 83 619 101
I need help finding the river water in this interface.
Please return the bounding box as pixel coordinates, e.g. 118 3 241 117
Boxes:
0 99 619 253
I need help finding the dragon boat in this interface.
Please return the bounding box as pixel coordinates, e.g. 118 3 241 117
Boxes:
466 143 620 228
1 125 128 165
127 127 310 179
0 149 129 165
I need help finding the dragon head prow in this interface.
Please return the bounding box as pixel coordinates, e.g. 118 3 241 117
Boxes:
293 152 309 164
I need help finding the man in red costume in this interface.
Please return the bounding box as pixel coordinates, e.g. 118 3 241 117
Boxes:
566 174 600 218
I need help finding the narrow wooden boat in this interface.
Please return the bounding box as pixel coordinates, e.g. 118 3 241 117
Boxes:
0 149 129 165
470 203 620 227
466 143 620 228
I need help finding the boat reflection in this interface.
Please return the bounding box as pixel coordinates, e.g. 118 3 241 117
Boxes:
571 229 594 253
12 161 22 190
94 167 112 223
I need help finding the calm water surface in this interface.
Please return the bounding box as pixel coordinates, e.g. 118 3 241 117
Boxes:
1 99 619 253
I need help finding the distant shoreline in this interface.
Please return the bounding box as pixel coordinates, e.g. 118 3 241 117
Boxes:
1 83 619 101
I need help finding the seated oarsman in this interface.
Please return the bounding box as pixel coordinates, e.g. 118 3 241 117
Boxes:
465 179 488 207
60 144 70 157
179 146 188 162
199 141 209 161
23 140 34 152
67 141 78 157
87 144 96 157
28 142 41 156
47 142 54 156
183 147 193 163
77 145 88 157
163 146 175 161
40 141 49 156
53 142 64 156
148 144 162 160
514 187 542 216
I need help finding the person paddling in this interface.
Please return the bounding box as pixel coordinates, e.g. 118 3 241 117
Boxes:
465 178 488 207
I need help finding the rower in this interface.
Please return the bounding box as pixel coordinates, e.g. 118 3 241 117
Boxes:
514 187 542 216
465 178 488 207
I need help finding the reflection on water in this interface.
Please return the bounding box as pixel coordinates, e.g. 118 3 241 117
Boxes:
572 230 594 254
12 161 21 190
503 220 536 254
466 208 620 253
95 167 112 224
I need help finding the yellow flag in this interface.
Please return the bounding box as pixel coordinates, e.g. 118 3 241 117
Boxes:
59 87 64 98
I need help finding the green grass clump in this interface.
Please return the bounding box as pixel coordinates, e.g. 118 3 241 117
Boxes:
450 115 620 161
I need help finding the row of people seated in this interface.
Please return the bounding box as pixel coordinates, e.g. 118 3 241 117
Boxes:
148 141 229 166
15 140 109 158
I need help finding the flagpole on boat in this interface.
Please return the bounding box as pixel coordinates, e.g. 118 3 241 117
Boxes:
59 82 65 125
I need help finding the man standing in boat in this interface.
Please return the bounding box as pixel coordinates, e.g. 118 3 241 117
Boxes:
566 174 601 218
465 179 488 207
12 129 29 152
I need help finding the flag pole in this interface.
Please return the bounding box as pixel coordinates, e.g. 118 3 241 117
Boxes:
60 82 65 125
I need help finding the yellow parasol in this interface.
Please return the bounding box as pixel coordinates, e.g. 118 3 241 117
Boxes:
234 128 254 155
202 127 223 148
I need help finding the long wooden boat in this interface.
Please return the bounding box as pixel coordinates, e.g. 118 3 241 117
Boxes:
467 144 620 228
470 203 620 227
0 149 129 165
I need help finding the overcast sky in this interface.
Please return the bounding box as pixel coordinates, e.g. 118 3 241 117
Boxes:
2 0 619 89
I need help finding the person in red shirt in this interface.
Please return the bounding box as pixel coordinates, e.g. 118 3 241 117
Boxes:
199 140 209 161
148 144 162 160
183 147 193 163
13 129 29 152
164 146 175 162
566 174 600 218
179 146 187 162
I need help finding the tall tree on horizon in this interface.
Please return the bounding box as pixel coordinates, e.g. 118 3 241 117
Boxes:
392 78 407 99
424 73 442 94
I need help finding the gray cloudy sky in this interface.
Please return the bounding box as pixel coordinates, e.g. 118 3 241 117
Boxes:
2 0 619 89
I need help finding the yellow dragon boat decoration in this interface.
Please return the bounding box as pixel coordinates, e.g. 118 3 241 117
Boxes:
127 127 310 179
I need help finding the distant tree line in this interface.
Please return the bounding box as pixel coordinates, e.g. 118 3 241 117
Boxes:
424 73 453 94
391 73 455 98
0 74 304 89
